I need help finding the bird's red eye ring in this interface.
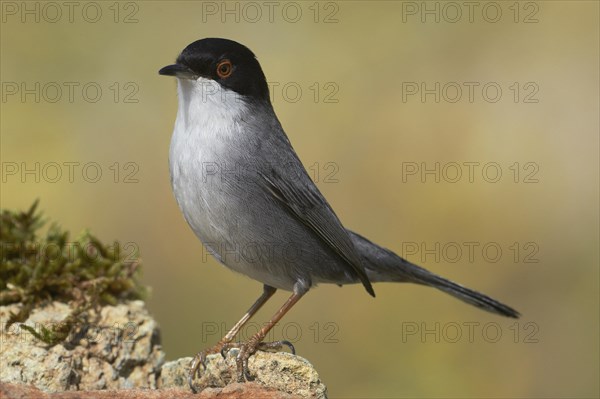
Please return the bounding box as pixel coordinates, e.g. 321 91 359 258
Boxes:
216 59 233 79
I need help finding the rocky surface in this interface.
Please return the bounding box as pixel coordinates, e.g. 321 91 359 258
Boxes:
0 301 327 398
160 352 327 398
0 301 164 391
0 382 302 398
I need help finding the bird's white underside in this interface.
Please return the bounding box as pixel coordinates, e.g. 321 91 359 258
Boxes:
170 76 246 243
168 77 298 288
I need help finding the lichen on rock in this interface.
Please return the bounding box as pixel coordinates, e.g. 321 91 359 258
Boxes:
0 300 164 391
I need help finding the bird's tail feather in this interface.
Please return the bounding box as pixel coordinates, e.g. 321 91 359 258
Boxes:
406 266 520 318
348 230 520 318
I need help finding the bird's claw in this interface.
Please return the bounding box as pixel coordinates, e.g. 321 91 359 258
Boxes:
258 339 296 355
188 343 224 393
220 342 234 358
188 351 205 393
220 339 297 382
189 339 297 389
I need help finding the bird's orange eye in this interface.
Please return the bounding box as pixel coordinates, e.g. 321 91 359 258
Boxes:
216 59 233 79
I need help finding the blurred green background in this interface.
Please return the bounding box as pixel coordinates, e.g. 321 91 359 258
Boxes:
1 1 598 398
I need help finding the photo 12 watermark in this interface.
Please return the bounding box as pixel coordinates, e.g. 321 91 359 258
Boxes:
0 240 140 265
191 80 340 105
400 1 540 24
199 240 334 267
1 161 140 184
199 1 340 24
401 82 540 104
400 321 539 344
200 320 340 344
1 321 141 346
0 1 140 24
401 162 540 184
191 160 340 186
1 1 140 24
1 82 140 104
399 241 540 264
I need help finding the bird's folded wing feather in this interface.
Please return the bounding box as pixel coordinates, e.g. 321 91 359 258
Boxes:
259 170 375 296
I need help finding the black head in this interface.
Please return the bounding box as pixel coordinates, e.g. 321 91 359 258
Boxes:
159 38 270 102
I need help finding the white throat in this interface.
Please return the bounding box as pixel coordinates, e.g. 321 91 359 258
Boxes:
174 77 247 134
169 77 248 190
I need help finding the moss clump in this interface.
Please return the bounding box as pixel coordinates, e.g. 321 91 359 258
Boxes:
0 200 147 345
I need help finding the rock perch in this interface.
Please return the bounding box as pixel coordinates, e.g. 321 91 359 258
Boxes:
0 300 327 398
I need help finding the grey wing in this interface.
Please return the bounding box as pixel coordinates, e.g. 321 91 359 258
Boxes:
259 169 375 297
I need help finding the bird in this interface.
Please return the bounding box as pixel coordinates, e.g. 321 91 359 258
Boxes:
158 37 520 392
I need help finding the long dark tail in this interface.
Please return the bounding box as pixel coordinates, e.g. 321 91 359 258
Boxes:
349 230 520 318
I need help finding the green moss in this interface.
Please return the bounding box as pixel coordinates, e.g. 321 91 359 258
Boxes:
0 201 147 345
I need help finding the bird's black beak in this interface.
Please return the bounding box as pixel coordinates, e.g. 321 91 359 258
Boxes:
158 63 197 79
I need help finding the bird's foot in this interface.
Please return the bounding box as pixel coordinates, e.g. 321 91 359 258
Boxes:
221 339 296 382
188 342 227 393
